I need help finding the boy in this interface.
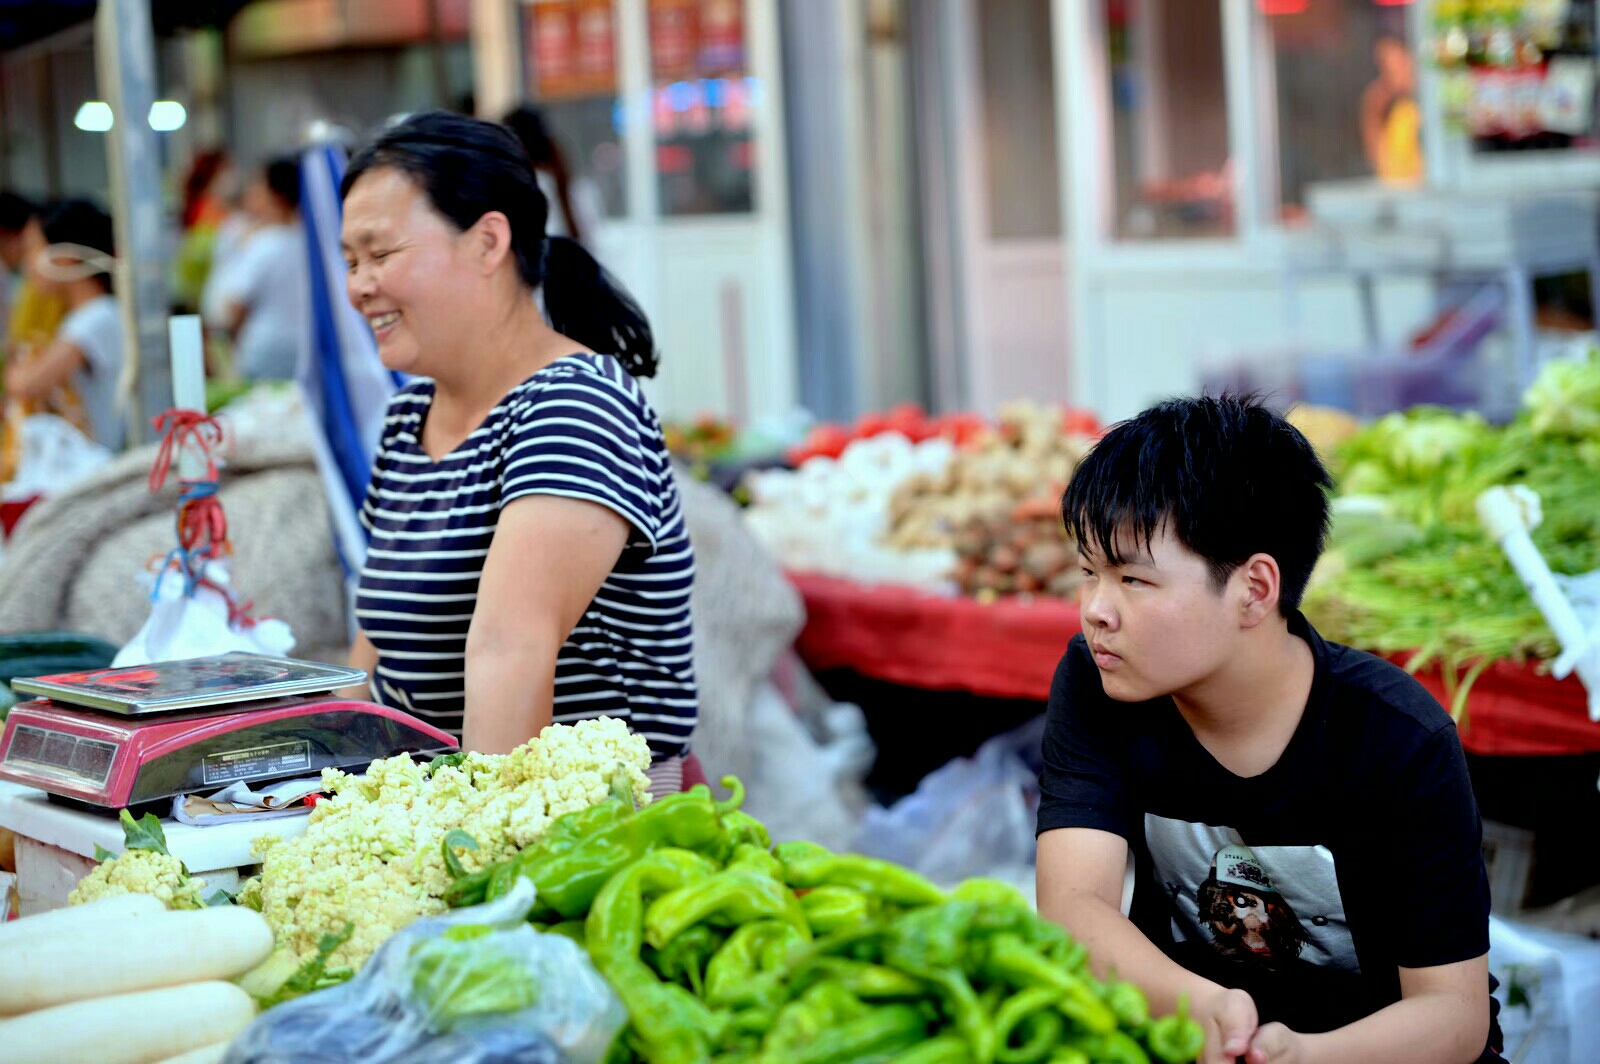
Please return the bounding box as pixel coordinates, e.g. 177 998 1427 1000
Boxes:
1036 396 1500 1064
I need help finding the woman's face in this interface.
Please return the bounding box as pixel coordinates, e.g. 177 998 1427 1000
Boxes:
341 168 475 375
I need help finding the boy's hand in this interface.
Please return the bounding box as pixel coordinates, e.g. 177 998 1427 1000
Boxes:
1196 987 1259 1063
1244 1022 1306 1064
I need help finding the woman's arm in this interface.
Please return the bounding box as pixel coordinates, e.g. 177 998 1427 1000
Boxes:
462 493 629 753
336 630 378 700
4 340 87 401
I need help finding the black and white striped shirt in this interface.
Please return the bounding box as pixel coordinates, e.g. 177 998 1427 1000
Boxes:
355 353 697 760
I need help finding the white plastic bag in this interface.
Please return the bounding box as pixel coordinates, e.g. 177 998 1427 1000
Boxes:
226 880 627 1064
1489 915 1600 1064
740 681 873 852
850 722 1040 889
2 413 112 501
114 560 295 667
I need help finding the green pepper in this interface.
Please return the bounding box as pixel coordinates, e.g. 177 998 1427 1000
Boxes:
800 885 876 934
951 877 1032 911
644 847 811 948
525 783 739 919
787 957 926 1000
536 919 589 947
893 1034 973 1064
586 847 726 1064
645 923 727 997
993 988 1067 1064
1071 1031 1149 1064
880 903 995 1064
977 933 1115 1036
1044 1051 1090 1064
1144 1000 1206 1064
763 982 870 1052
778 1003 930 1064
721 808 772 850
774 841 947 906
1098 975 1150 1031
705 920 807 1010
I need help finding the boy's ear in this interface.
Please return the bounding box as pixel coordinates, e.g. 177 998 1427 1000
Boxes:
1237 553 1282 628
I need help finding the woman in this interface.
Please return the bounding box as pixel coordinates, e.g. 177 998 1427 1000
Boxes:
203 157 307 381
341 112 696 795
3 199 123 451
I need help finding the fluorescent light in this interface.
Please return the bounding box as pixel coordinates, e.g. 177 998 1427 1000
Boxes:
74 101 113 132
148 101 186 131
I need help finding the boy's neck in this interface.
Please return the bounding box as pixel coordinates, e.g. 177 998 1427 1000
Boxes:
1171 620 1316 776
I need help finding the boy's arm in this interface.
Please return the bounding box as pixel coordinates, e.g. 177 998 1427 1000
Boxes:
1038 826 1258 1064
1247 955 1490 1064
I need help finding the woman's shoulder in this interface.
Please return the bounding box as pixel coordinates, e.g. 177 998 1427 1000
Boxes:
521 354 653 413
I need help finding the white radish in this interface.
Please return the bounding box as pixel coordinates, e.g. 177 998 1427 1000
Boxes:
0 981 255 1064
153 1042 233 1064
0 893 165 947
0 906 273 1014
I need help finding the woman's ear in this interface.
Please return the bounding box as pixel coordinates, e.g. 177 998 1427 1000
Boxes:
470 210 515 276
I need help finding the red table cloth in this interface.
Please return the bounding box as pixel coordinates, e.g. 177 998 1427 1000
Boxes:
789 572 1599 757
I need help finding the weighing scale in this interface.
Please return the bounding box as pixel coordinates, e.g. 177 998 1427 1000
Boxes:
0 652 458 814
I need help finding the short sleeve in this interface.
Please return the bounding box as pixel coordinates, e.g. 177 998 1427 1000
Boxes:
59 301 120 378
1036 636 1137 841
1385 726 1492 968
501 369 665 552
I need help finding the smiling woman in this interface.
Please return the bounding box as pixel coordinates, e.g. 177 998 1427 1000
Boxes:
338 112 696 795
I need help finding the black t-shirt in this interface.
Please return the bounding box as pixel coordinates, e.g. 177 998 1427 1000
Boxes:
1038 614 1500 1045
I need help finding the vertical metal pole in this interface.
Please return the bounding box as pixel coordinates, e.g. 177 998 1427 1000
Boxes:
96 0 170 442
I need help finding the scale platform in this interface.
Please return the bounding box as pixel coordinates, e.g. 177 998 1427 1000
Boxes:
0 653 458 813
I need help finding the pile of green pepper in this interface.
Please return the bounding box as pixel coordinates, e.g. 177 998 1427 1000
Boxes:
444 776 1205 1064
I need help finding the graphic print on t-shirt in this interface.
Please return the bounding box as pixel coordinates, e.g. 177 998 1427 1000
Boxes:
1144 814 1359 974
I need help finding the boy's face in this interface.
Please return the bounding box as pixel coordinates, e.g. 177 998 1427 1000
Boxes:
1077 523 1239 702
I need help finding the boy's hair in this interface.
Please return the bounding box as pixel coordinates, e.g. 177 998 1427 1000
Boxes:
1060 394 1332 615
39 198 116 293
263 156 301 211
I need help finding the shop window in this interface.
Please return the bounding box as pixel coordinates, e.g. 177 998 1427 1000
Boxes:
977 0 1063 240
1103 0 1235 240
521 0 628 220
1264 2 1413 223
1429 0 1600 157
647 0 755 216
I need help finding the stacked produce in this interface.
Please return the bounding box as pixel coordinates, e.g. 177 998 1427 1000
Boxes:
747 402 1099 597
0 894 272 1064
438 776 1205 1064
1305 351 1600 713
66 718 654 989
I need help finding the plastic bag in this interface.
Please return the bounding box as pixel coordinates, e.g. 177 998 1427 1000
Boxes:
741 680 873 851
2 413 112 501
114 560 295 667
1490 915 1600 1064
851 719 1042 889
224 880 626 1064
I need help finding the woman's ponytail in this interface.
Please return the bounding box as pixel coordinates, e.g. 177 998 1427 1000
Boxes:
542 236 658 378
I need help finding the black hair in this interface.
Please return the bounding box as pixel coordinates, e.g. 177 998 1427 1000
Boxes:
1061 394 1332 615
263 156 301 211
0 191 34 234
39 198 115 293
501 104 584 245
342 110 654 377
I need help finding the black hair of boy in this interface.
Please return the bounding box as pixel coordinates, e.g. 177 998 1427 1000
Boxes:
38 198 115 295
1060 395 1333 614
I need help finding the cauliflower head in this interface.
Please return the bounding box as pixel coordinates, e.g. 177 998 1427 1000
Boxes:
68 848 208 910
253 716 652 970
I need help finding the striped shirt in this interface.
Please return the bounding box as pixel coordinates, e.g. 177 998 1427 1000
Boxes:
355 353 698 760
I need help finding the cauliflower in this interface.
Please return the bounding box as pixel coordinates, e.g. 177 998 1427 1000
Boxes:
68 847 208 910
252 716 651 971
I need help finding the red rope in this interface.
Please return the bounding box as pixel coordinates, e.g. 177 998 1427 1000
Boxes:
148 409 224 492
148 409 231 560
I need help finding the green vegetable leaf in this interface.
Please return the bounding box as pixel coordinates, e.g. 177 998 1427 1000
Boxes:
118 808 170 856
93 844 116 863
259 924 356 1008
204 888 237 907
408 935 540 1027
441 829 480 880
426 751 470 777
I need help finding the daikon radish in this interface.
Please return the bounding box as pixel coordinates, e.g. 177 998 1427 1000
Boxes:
0 981 255 1064
0 893 164 947
0 907 273 1014
153 1042 233 1064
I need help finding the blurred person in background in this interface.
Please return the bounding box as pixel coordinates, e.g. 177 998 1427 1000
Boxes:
502 106 603 249
202 157 308 381
172 148 251 313
0 193 66 368
1362 36 1424 187
3 199 124 451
